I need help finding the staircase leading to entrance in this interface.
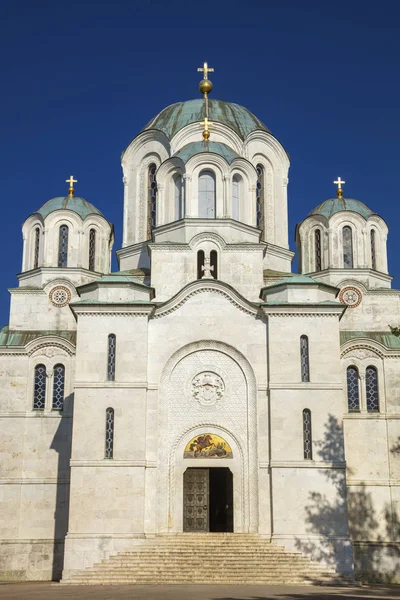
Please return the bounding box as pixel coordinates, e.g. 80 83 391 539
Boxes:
61 534 351 585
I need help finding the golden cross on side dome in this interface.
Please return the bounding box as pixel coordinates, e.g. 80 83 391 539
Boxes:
200 117 213 141
197 62 214 80
66 175 77 197
334 176 346 198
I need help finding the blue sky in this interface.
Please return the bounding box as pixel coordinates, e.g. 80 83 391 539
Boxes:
1 0 399 325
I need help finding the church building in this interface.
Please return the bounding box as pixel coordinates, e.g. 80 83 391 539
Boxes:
0 64 399 584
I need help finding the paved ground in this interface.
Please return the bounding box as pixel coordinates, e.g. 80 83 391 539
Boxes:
0 584 399 600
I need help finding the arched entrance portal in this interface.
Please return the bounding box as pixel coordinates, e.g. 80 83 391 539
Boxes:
183 467 233 532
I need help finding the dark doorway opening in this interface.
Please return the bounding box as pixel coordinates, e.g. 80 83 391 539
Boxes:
183 467 233 533
209 467 233 532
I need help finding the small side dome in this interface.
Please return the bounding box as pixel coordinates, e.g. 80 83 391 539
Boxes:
174 141 239 165
308 197 375 221
35 196 106 221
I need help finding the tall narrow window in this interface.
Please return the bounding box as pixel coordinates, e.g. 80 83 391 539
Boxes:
300 335 310 382
147 163 157 238
107 334 116 381
198 170 216 218
105 407 114 459
343 226 353 268
174 175 183 220
347 366 360 411
88 228 96 271
197 250 205 279
303 409 312 459
232 175 240 220
371 230 376 270
58 225 69 267
210 250 218 279
315 228 322 271
366 366 379 412
33 364 46 410
256 164 264 230
52 364 65 410
33 227 40 269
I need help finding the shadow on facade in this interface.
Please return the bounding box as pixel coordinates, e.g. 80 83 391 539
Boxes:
294 414 400 584
49 392 73 581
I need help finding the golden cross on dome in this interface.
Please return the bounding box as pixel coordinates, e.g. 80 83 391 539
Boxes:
200 117 213 141
197 62 214 80
334 176 345 198
66 175 77 197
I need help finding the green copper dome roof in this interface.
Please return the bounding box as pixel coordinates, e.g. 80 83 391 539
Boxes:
174 141 239 164
35 196 105 220
142 99 270 140
308 197 375 221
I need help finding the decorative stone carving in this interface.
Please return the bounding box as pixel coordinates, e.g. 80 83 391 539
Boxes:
192 371 225 406
339 286 362 308
49 286 72 308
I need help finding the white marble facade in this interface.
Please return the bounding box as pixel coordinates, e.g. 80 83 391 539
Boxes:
0 97 399 583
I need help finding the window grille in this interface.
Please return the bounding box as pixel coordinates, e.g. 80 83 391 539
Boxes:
197 250 205 279
256 164 264 230
147 163 157 238
174 175 182 220
366 366 379 412
346 366 360 411
315 229 322 271
300 335 310 382
105 407 114 459
33 364 46 410
210 250 218 279
371 230 376 270
88 228 96 271
343 226 353 268
303 409 312 459
52 364 65 410
198 170 216 218
232 176 240 220
58 225 69 267
107 334 116 381
34 227 40 269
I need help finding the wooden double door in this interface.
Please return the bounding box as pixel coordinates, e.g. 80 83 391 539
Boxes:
183 467 233 532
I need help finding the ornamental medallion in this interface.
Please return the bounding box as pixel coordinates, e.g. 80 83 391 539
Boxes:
49 286 72 308
191 372 224 406
339 286 362 309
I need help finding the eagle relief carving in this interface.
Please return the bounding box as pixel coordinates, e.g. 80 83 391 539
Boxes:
191 371 225 406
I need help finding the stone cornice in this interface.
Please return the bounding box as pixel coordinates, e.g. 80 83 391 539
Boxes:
269 382 343 390
264 242 295 261
153 279 260 319
262 305 344 317
70 303 154 317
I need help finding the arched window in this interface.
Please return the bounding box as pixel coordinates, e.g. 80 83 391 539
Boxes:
174 175 183 220
366 366 379 412
33 364 46 410
33 227 40 269
88 228 96 271
58 225 69 267
343 226 353 268
346 366 360 411
300 335 310 382
210 250 218 279
198 170 216 218
232 175 241 220
371 230 376 270
197 250 205 279
256 164 264 230
52 364 65 410
105 407 114 459
315 228 322 271
147 163 157 238
303 409 312 459
107 334 116 381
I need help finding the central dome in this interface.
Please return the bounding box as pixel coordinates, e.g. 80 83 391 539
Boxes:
142 99 270 140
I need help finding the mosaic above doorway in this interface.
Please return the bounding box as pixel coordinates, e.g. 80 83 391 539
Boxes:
184 433 233 458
